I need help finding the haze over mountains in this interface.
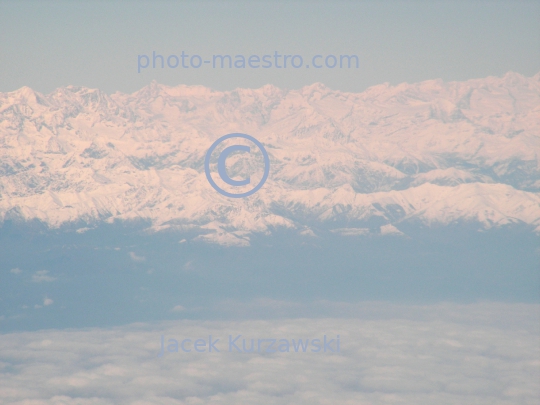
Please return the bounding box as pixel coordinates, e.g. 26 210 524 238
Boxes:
1 72 539 245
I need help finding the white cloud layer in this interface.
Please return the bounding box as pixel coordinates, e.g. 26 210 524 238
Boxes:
0 302 538 405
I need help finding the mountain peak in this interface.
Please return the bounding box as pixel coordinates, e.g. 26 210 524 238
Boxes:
301 82 330 93
7 86 40 105
502 71 528 86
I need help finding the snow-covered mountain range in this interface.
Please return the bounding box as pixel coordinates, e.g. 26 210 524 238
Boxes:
1 72 539 245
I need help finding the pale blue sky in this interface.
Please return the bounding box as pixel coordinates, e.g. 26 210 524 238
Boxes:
0 0 539 93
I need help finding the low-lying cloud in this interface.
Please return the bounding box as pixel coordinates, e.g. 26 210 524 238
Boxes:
31 270 56 283
0 302 538 405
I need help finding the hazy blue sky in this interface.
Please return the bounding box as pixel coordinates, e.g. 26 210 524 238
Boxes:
1 0 539 94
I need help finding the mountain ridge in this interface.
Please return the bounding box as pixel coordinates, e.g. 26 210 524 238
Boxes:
1 72 539 245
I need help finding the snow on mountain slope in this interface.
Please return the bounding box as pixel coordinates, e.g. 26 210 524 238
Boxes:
0 72 539 244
